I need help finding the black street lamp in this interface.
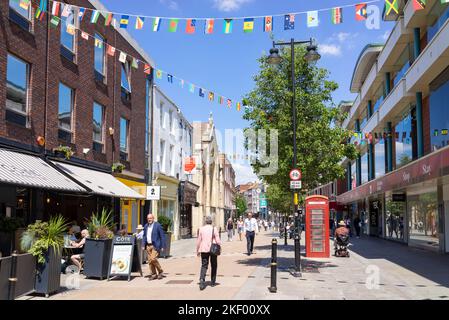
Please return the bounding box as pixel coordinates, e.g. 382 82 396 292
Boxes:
268 38 320 274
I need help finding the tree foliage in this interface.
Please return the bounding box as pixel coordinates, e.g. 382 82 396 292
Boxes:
235 194 248 217
266 184 291 214
243 45 357 196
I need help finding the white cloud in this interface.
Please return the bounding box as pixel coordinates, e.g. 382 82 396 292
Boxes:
336 32 351 42
319 44 342 56
159 0 179 10
213 0 253 12
232 163 259 185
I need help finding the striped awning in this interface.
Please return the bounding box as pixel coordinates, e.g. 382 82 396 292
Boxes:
51 161 144 199
0 149 86 192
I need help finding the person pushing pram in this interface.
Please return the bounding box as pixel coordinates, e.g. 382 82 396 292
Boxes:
334 220 350 257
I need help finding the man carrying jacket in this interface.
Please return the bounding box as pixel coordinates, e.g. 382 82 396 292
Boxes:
143 213 166 280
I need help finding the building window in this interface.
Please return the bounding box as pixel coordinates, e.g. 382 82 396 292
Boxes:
361 152 368 184
427 3 449 43
94 33 106 81
160 102 164 127
121 61 131 101
9 0 31 30
169 145 174 176
160 140 166 172
120 117 129 160
58 83 74 143
430 67 449 152
392 45 412 87
408 190 439 249
351 161 357 189
374 138 386 178
169 110 174 134
60 8 76 62
394 110 416 169
6 54 29 127
93 102 104 152
372 84 386 114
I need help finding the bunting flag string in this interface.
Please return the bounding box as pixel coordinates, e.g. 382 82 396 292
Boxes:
45 0 382 35
48 18 244 111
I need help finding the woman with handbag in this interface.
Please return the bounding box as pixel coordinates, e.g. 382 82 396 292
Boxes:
196 215 222 290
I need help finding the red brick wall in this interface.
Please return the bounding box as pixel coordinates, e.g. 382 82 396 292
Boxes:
0 0 149 177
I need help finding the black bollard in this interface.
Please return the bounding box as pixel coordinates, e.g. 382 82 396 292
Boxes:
268 238 277 293
8 251 18 300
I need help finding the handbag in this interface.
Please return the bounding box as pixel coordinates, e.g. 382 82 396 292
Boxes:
210 226 221 256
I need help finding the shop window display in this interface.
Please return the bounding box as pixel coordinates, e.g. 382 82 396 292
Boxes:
385 196 406 242
408 191 439 249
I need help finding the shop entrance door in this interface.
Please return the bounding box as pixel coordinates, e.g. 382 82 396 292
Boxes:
369 200 380 236
180 204 192 238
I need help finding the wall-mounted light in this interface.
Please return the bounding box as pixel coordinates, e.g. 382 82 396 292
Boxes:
108 127 115 136
46 198 51 204
36 136 46 147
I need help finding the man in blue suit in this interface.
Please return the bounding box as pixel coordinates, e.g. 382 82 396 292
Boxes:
142 213 166 280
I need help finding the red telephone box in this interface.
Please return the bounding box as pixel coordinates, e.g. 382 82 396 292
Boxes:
305 195 330 258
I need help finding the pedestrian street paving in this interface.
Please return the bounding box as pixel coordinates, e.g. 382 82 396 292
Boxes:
18 230 449 300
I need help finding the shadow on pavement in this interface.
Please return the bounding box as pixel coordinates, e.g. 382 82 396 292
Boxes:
346 236 449 288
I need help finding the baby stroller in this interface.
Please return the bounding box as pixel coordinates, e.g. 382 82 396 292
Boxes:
334 233 350 257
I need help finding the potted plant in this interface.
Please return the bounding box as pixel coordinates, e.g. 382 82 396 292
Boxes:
0 216 24 257
84 208 114 279
112 162 125 173
157 215 172 258
20 216 68 297
53 145 74 160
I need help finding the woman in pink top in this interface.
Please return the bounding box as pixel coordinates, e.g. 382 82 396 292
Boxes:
196 216 221 290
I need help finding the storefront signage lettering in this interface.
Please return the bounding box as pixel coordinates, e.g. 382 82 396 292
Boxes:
402 172 410 183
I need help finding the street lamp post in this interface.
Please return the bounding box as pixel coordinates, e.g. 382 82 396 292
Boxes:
268 38 320 274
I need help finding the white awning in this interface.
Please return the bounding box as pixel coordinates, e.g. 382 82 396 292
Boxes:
0 149 86 192
51 161 144 199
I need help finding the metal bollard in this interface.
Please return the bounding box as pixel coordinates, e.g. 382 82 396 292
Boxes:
291 234 302 277
8 251 18 300
268 238 277 293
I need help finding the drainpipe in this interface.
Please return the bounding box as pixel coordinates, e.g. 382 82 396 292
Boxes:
414 28 421 61
416 92 424 158
387 122 393 172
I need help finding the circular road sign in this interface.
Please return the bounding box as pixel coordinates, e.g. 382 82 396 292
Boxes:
289 169 302 181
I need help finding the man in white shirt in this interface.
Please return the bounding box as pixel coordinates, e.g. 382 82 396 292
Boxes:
244 213 258 256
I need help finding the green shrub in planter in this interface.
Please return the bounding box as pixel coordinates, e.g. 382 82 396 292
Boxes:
157 215 172 232
20 216 68 296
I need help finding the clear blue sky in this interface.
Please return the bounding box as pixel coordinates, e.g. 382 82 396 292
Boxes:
101 0 394 183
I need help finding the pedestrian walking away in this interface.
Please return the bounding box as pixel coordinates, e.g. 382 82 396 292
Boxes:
244 212 258 255
196 215 222 290
237 217 244 241
143 213 166 280
353 215 361 238
226 218 233 241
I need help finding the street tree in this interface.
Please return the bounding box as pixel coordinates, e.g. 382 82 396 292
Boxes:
235 194 248 217
243 45 357 196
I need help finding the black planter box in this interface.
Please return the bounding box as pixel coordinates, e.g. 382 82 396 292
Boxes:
84 238 112 279
35 247 61 297
0 232 13 257
162 232 172 258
